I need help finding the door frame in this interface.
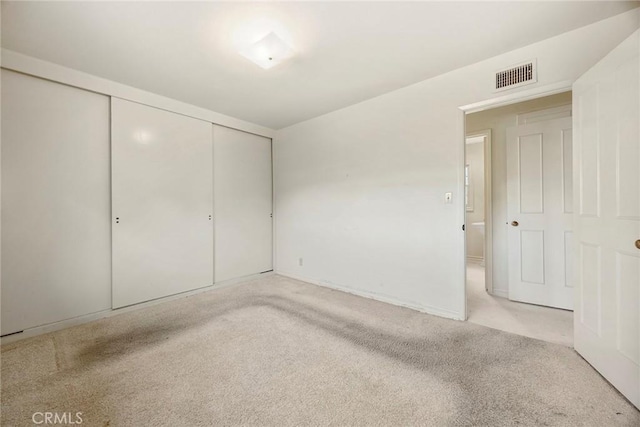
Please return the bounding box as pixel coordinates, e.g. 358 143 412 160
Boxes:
458 80 573 320
465 129 493 295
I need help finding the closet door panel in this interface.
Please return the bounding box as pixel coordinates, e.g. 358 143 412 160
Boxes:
112 98 213 308
1 70 111 335
214 125 272 282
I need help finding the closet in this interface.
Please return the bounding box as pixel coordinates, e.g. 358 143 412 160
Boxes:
213 125 273 282
111 99 215 308
1 70 112 334
1 71 273 335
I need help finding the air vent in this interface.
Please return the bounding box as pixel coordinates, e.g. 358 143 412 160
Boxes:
495 60 537 91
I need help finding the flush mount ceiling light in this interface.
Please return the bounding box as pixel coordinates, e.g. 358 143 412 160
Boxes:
239 31 294 70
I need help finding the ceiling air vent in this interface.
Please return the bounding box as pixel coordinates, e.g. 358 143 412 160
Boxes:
495 60 537 91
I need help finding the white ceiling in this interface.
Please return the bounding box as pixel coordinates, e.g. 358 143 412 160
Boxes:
2 1 637 129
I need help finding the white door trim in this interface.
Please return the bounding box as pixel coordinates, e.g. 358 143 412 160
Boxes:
460 80 574 114
465 129 493 295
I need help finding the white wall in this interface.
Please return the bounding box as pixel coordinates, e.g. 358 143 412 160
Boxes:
465 141 484 260
467 92 572 297
273 9 639 320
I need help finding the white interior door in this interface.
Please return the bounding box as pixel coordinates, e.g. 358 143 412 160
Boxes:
507 117 573 310
573 30 639 409
213 125 272 282
1 71 111 335
112 98 214 308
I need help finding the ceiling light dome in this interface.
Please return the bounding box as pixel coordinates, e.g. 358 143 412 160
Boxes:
239 31 294 70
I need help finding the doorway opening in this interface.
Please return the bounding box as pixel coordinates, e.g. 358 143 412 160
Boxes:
464 91 574 347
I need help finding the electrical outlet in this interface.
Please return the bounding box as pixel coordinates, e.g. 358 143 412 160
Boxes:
445 192 453 204
298 258 303 267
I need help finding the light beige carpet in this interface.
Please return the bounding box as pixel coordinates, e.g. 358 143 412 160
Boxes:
2 275 638 426
466 263 574 346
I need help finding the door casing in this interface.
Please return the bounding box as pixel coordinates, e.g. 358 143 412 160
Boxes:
465 130 493 297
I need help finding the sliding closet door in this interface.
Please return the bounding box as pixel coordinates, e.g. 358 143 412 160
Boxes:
213 125 273 282
1 70 111 335
112 99 213 308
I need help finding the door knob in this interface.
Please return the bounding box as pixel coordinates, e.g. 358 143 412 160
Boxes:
511 221 519 227
635 239 640 250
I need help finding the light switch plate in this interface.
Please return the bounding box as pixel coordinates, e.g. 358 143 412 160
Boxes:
445 192 453 204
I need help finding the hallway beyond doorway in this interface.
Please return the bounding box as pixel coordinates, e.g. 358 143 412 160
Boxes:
467 262 573 347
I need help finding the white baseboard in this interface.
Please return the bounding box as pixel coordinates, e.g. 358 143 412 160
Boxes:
276 270 464 321
491 288 509 298
1 271 274 344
